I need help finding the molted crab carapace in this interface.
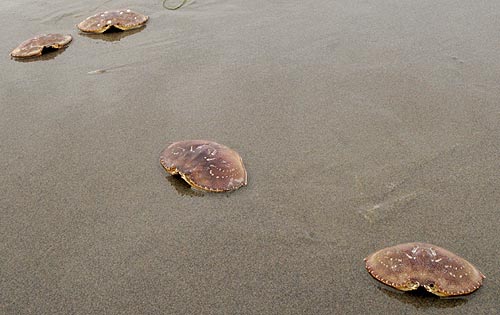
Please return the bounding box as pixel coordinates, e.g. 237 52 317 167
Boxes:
160 140 247 192
365 242 485 297
77 9 148 33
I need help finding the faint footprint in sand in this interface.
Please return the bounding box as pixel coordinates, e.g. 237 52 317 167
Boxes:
358 190 419 223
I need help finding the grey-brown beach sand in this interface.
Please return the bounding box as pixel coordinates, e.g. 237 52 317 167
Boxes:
1 0 499 314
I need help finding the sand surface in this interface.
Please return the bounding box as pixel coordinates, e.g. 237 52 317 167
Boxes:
1 0 499 314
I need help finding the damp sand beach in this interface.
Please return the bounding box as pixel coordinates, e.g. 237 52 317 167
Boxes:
1 0 499 314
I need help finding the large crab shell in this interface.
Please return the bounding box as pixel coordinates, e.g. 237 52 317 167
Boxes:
160 140 247 192
364 242 485 297
77 9 149 33
10 34 72 58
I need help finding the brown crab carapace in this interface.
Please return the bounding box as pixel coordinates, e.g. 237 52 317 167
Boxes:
160 140 247 192
10 34 72 58
364 242 485 297
77 9 149 33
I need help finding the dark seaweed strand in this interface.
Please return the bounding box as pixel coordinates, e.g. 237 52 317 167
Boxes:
163 0 188 10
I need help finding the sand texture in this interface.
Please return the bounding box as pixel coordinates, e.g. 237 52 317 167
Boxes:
1 0 499 314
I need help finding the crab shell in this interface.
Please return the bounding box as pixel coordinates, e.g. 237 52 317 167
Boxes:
160 140 247 192
365 242 485 297
77 9 149 33
10 34 72 58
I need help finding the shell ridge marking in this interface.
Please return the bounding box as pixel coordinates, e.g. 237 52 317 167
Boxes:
429 247 437 256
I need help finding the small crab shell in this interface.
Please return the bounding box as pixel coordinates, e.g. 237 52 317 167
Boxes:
160 140 247 192
364 242 485 297
77 9 149 33
10 34 72 58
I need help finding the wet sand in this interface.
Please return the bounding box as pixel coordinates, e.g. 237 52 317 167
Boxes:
1 0 499 314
